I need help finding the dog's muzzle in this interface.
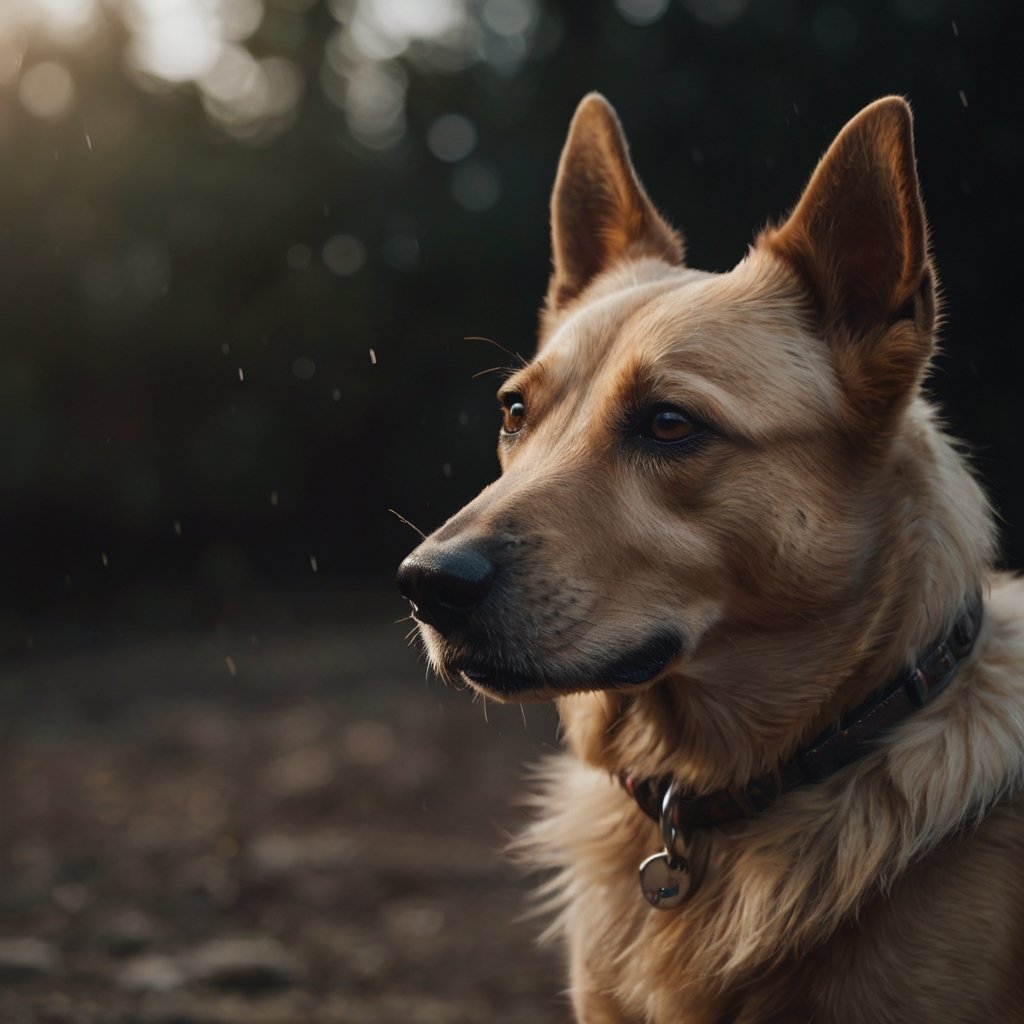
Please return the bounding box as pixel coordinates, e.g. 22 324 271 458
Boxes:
398 535 685 697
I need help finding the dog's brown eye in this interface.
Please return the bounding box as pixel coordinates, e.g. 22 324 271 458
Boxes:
648 406 696 443
501 396 526 435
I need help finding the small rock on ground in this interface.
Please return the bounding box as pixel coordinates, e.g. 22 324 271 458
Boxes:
184 937 302 991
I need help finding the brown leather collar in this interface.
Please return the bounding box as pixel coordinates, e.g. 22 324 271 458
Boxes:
624 591 985 833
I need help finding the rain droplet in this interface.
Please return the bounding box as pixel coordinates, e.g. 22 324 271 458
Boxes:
173 520 182 536
332 388 341 401
270 490 279 507
369 348 377 365
238 367 245 381
310 555 319 573
958 90 968 108
101 552 109 567
225 656 237 677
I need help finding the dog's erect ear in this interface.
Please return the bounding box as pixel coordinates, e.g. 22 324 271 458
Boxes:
762 97 936 427
547 93 683 314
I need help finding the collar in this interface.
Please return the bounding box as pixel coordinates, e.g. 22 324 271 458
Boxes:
628 590 984 909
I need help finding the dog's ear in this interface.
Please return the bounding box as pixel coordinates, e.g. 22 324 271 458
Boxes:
546 93 683 314
762 97 936 429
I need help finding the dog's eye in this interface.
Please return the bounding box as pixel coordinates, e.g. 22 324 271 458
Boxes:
646 405 697 443
500 394 526 435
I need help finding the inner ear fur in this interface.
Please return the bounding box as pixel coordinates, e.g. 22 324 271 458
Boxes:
546 93 683 315
761 97 938 430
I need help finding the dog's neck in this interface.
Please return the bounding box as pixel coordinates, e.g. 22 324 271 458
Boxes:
623 589 983 834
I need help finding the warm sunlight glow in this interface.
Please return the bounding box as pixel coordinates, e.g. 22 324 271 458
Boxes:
14 0 99 43
19 60 76 118
123 0 223 82
0 0 541 146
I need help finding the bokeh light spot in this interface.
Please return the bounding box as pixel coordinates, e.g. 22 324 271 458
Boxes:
344 60 408 149
615 0 670 25
683 0 748 27
292 357 316 380
322 234 366 277
125 0 222 83
482 0 536 36
427 113 477 162
451 160 501 211
34 0 98 44
221 0 264 41
19 62 75 119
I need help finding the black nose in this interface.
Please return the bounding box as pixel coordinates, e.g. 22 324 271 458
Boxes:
397 543 496 632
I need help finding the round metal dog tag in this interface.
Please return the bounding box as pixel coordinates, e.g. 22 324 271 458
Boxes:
639 851 691 909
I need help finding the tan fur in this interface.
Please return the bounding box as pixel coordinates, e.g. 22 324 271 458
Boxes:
401 95 1024 1022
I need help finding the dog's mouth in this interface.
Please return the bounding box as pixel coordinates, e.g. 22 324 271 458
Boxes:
436 628 685 699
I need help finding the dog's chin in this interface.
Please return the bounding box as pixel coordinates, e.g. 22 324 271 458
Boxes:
428 628 686 703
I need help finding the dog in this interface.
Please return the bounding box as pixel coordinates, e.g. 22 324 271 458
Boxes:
397 94 1024 1023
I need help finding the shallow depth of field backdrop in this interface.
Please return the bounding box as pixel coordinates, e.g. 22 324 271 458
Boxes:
0 1 1022 1021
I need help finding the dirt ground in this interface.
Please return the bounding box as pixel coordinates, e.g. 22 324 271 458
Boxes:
0 593 567 1023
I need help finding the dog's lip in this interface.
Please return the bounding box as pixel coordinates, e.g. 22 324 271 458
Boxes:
458 663 493 685
449 629 685 696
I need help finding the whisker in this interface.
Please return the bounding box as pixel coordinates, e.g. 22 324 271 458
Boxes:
464 335 528 367
388 507 427 540
472 365 513 380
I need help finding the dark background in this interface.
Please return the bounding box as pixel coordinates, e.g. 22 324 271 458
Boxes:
2 0 1022 648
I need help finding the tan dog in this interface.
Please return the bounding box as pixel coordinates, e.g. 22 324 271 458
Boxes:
397 95 1024 1023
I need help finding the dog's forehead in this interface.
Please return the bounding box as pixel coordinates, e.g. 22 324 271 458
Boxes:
535 257 840 440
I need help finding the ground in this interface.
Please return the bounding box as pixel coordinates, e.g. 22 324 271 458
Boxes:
0 592 566 1023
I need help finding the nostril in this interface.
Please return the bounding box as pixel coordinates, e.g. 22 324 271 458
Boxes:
396 544 496 625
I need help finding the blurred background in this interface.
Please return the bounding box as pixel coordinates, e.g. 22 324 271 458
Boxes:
0 0 1021 1021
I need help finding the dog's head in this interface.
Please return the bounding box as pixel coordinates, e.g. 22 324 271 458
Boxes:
398 96 992 782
